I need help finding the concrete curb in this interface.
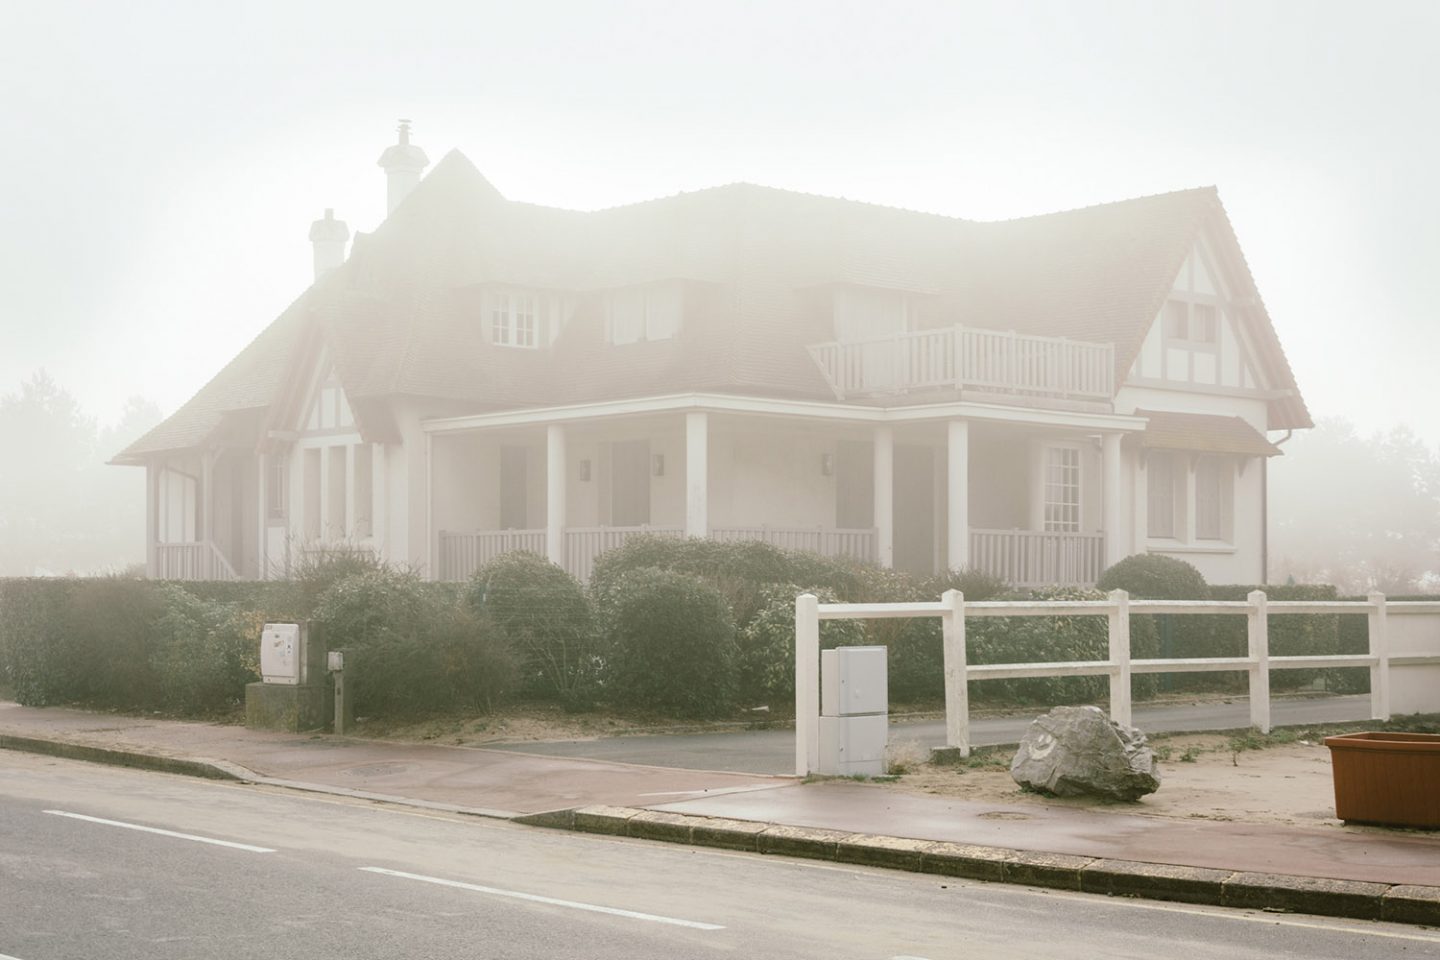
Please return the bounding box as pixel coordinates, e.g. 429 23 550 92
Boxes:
0 734 244 782
517 805 1440 927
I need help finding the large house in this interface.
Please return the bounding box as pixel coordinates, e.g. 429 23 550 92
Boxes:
115 125 1310 588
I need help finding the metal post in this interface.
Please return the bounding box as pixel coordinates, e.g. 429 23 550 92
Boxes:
1107 589 1132 727
794 593 820 777
1248 590 1271 732
941 589 969 756
1368 591 1390 721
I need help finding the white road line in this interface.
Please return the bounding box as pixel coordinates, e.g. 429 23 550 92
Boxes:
359 866 724 930
1 952 28 959
43 810 275 853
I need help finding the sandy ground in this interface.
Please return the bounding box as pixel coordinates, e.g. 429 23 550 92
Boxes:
883 733 1348 828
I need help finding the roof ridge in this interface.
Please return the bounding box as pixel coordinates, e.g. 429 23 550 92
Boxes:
974 185 1219 225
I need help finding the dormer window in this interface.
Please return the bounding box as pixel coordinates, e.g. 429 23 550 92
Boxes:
832 287 913 342
606 282 682 345
491 292 538 348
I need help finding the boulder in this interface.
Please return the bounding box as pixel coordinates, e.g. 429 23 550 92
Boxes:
1010 705 1161 801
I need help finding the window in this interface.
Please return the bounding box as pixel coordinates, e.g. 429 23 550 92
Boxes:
1165 299 1218 345
833 287 910 342
1043 446 1081 532
1147 452 1177 538
491 292 539 348
606 284 682 345
266 454 287 522
1147 452 1233 543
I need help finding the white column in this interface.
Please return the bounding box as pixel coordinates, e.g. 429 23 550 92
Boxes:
373 443 388 561
1248 589 1271 732
873 425 894 568
200 451 214 544
1368 591 1391 721
794 593 821 776
424 434 434 578
1108 589 1133 728
947 419 970 571
319 445 332 541
145 462 158 577
256 453 269 580
1102 432 1125 569
685 411 708 539
941 589 969 755
547 423 567 566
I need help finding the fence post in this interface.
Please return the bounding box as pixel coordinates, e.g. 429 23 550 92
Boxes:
1368 591 1391 721
1107 589 1132 727
795 593 821 776
1248 590 1271 733
941 589 970 756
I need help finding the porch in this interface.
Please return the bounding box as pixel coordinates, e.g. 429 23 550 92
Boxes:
427 404 1132 588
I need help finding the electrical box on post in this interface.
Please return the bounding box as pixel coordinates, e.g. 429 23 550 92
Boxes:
260 623 304 685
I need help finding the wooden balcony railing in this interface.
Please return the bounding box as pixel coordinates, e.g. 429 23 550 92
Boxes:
969 528 1105 588
808 325 1114 401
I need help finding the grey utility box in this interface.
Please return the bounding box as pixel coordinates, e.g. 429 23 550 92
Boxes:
817 645 888 776
246 621 330 732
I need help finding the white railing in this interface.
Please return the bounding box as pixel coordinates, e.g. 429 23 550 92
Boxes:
437 529 546 582
711 526 877 563
970 529 1105 587
564 526 684 583
153 541 238 581
793 590 1440 775
807 325 1114 401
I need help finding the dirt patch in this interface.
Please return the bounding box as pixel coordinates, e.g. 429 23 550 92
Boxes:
883 733 1348 828
350 704 784 746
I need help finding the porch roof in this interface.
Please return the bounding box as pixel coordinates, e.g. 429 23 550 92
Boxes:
1136 409 1281 457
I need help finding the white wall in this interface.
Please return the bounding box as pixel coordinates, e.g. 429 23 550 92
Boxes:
709 421 838 528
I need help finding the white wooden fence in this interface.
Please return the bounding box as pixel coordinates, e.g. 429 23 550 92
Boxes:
437 529 546 581
154 541 237 581
711 526 877 562
793 589 1440 776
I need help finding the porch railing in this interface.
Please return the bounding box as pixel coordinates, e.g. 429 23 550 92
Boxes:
438 529 546 582
154 541 238 581
711 526 877 563
807 325 1114 401
564 526 685 582
969 528 1105 588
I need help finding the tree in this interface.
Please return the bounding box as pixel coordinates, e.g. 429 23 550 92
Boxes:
0 373 161 576
1269 418 1440 593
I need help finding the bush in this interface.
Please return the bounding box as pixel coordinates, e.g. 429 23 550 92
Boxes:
314 569 516 718
736 585 865 706
1207 583 1341 690
1098 554 1233 692
467 552 596 705
601 569 738 717
149 585 261 713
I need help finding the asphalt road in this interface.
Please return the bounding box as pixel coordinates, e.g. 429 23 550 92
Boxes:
4 750 1435 960
487 695 1374 773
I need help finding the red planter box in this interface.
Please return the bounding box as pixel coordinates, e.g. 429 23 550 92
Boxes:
1324 732 1440 829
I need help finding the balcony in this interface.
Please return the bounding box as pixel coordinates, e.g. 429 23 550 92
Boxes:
808 325 1114 402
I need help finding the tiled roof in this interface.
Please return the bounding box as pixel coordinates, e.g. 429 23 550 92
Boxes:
1136 409 1282 457
117 150 1309 462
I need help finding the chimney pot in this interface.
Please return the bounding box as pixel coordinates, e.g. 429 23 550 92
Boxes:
308 209 351 281
377 119 429 216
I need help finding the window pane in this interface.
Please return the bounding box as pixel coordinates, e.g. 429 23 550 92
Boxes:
1192 304 1217 343
1166 300 1188 340
1195 456 1223 540
1043 446 1080 532
491 293 511 345
1147 452 1175 538
644 284 681 341
609 290 644 344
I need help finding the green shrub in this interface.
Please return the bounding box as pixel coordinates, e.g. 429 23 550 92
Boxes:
601 569 738 717
314 569 516 718
149 585 261 713
1098 554 1232 691
735 585 866 706
1098 554 1208 598
1207 583 1340 690
1 579 81 706
467 552 596 705
966 587 1159 705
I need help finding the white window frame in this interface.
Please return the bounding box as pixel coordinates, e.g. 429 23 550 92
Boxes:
490 291 540 349
606 283 682 345
1042 443 1082 533
1146 451 1236 548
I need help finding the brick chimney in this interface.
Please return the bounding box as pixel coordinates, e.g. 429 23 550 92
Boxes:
307 208 350 281
377 119 430 216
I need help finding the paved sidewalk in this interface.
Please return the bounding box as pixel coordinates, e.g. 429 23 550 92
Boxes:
3 700 1438 924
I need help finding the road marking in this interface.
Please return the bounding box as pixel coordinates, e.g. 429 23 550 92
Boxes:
43 810 275 853
360 866 724 930
1 952 28 959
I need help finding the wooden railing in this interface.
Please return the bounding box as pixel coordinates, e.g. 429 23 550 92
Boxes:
808 325 1114 401
564 526 684 582
969 528 1105 588
154 541 238 581
437 529 545 582
711 526 877 563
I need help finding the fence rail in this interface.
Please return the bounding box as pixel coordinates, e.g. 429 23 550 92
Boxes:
154 541 237 581
793 589 1440 776
711 526 877 562
970 529 1104 587
807 325 1114 401
437 529 546 582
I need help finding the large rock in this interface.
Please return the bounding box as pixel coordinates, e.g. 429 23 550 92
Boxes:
1010 706 1161 801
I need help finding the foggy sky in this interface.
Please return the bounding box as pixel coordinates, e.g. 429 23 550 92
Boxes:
3 0 1437 442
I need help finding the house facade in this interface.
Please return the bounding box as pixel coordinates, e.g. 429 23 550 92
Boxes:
115 126 1310 588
